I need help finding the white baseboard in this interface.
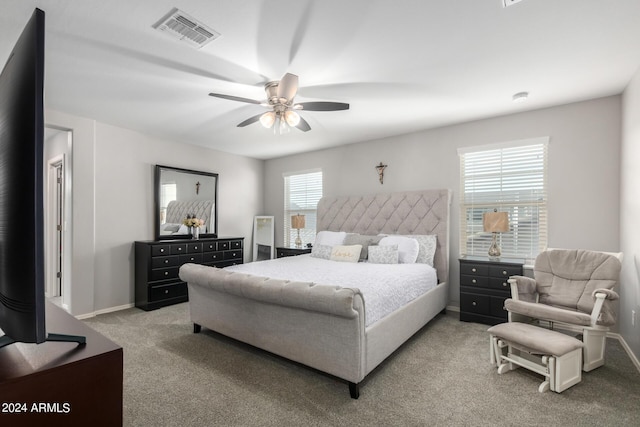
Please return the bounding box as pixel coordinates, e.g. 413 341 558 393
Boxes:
75 303 135 320
446 305 460 313
607 332 640 373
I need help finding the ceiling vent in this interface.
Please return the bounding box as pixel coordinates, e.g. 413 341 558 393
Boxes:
152 8 220 49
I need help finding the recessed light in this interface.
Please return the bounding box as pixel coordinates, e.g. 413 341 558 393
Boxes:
512 92 529 103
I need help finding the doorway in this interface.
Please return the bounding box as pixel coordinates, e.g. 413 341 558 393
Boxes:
44 127 72 310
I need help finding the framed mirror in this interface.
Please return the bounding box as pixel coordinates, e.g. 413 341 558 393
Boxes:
253 216 274 261
154 165 218 240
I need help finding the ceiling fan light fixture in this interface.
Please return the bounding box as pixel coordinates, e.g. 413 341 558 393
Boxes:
260 111 276 128
284 110 301 127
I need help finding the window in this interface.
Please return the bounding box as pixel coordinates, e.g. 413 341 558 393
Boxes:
458 137 548 260
284 169 323 247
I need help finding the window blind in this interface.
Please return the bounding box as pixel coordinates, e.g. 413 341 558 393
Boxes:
459 138 548 260
283 169 322 247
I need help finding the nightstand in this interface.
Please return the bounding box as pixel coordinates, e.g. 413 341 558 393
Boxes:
276 246 312 258
459 256 524 325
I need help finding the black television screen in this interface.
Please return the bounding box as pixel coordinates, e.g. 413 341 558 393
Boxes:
0 8 46 346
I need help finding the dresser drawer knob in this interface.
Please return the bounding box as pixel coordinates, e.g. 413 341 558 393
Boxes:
502 270 508 276
160 248 165 253
472 301 477 306
472 279 477 284
471 268 477 273
164 259 169 264
165 289 169 294
503 282 508 287
164 271 169 276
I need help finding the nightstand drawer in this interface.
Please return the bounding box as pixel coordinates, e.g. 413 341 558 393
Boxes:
488 277 511 291
460 263 489 276
460 274 489 287
489 265 521 278
461 293 490 315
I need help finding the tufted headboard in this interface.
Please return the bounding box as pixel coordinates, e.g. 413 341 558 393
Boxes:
316 189 451 284
165 199 214 232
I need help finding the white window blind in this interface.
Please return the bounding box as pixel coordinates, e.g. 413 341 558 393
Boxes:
459 138 548 260
284 169 322 247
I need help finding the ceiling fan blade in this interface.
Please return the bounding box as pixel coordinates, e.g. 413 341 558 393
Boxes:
277 73 299 102
296 101 349 111
209 93 263 105
237 114 263 127
295 115 311 132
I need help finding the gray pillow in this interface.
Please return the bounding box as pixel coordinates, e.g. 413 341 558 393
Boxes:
344 234 383 261
310 244 332 260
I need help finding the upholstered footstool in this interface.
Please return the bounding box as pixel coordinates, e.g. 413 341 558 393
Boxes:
488 322 584 393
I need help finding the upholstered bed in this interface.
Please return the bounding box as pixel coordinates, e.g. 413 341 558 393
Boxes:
179 189 451 398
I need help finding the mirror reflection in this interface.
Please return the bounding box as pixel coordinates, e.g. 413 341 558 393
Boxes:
155 165 218 240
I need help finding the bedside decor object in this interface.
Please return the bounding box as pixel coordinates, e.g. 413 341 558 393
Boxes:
291 214 305 248
483 209 509 258
183 215 204 239
375 162 388 184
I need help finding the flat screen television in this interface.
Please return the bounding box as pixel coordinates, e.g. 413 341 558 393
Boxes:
0 8 84 349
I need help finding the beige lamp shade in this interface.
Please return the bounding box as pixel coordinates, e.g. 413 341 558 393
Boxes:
483 211 509 233
291 214 305 229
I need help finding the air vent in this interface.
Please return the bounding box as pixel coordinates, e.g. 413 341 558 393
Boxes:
152 8 220 49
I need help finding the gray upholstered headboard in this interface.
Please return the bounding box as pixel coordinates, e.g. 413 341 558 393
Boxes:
316 189 451 284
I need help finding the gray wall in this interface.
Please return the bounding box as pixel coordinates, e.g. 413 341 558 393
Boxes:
264 96 622 311
620 68 640 361
45 110 264 316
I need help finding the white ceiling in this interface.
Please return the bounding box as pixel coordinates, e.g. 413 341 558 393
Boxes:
3 1 640 160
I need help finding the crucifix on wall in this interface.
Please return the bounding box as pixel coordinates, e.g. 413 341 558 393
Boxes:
375 162 388 184
196 181 200 195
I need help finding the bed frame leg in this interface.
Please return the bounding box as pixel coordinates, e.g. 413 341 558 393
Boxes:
193 323 201 334
349 382 360 399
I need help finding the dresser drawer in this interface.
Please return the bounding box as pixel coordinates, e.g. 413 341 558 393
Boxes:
203 242 217 252
223 250 242 260
151 245 171 256
170 243 187 255
149 282 187 302
218 241 230 251
203 251 223 263
150 267 179 282
187 242 204 253
488 277 511 291
230 240 242 250
180 253 203 264
151 255 180 269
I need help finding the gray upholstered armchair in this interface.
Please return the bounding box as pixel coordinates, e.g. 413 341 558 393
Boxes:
505 249 622 372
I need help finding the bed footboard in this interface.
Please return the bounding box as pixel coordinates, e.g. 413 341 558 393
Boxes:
181 264 368 387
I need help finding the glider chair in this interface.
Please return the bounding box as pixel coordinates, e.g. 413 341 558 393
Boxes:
504 249 622 372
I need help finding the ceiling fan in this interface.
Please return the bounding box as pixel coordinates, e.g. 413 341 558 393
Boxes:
209 73 349 133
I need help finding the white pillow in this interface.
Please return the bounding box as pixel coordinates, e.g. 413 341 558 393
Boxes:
329 245 362 263
314 231 347 247
368 245 399 264
379 236 419 263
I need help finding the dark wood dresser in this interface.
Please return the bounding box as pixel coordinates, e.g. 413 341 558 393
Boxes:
0 301 122 427
135 237 244 311
459 256 524 325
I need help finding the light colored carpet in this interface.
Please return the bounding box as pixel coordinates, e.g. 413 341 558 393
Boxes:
84 303 640 426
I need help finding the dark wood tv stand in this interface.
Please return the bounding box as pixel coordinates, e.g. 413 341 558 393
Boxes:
0 301 123 426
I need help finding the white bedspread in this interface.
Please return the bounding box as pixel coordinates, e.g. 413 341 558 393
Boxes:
225 255 438 327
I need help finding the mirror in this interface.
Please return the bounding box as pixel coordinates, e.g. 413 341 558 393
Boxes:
253 216 274 261
154 165 218 240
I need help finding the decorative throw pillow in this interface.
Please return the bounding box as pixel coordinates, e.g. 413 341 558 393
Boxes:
403 234 437 266
368 245 399 264
344 234 384 261
314 231 347 247
310 244 332 260
329 245 362 263
379 236 419 263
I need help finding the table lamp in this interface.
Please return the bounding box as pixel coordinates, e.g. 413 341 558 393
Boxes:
483 210 509 258
291 214 305 248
